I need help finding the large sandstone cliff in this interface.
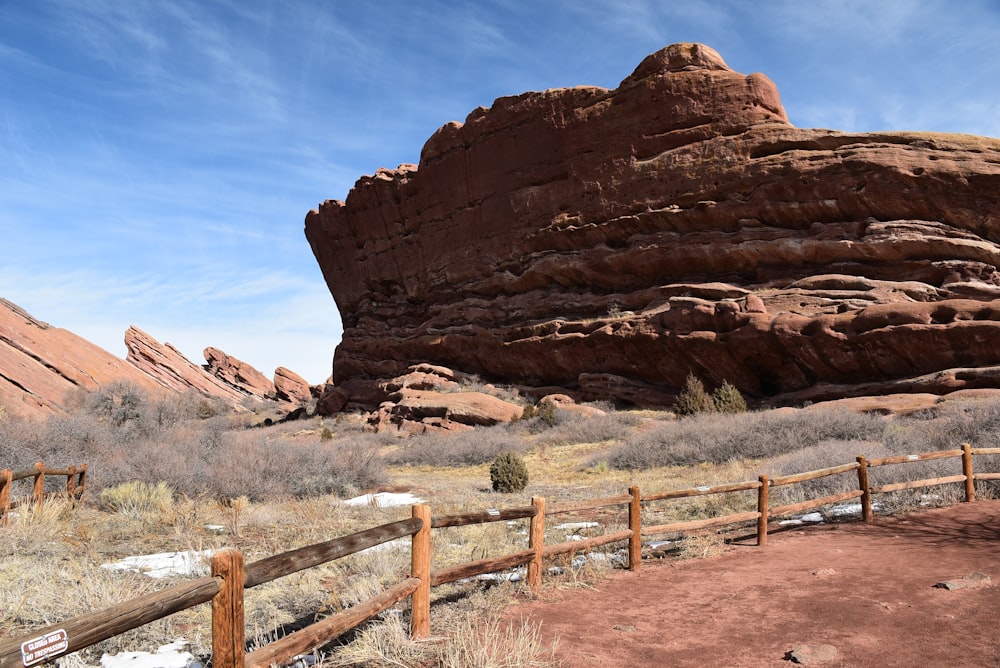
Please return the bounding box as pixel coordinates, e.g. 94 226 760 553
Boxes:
306 43 1000 409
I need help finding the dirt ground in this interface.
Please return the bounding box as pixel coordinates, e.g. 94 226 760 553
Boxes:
507 500 1000 667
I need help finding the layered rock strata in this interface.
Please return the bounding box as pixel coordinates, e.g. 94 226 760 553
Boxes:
0 297 311 419
306 43 1000 408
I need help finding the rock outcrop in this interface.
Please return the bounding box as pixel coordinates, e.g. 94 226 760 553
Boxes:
125 327 257 404
0 297 313 420
306 43 1000 408
274 366 311 403
205 346 276 399
0 299 164 419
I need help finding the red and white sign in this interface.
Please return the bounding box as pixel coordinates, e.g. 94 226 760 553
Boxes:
20 629 68 667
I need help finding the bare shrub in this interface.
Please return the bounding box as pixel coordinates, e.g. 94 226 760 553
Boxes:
536 410 643 447
387 427 524 467
764 439 892 506
601 408 888 470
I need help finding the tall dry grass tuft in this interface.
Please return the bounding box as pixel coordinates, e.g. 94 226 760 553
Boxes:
435 613 560 668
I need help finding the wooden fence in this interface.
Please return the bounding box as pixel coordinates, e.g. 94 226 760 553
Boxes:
1 443 998 668
0 462 86 526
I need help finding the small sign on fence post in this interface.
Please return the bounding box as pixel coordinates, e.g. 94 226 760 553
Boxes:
20 629 68 667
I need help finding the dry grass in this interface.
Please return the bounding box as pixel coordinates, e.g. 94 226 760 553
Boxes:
6 390 1000 666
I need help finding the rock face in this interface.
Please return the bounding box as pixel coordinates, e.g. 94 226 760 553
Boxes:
205 346 276 399
0 297 312 420
0 299 164 419
274 366 312 403
306 43 1000 408
126 327 259 404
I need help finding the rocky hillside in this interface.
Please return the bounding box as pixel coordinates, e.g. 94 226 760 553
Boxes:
306 43 1000 410
0 298 313 419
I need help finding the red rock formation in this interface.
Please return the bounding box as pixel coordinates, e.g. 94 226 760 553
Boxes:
370 387 523 434
1 299 313 420
205 346 276 399
125 327 252 404
274 366 311 403
0 299 164 419
306 43 1000 408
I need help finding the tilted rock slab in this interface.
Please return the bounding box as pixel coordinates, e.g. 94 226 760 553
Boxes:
0 299 165 419
205 346 277 399
306 43 1000 408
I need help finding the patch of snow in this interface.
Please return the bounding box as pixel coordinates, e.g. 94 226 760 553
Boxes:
101 551 215 579
100 639 198 668
780 512 825 526
343 492 425 507
469 569 524 583
554 522 599 531
828 504 863 517
570 551 627 569
647 540 673 550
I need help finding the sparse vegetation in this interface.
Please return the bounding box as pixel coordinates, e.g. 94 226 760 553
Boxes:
6 384 1000 666
99 480 174 518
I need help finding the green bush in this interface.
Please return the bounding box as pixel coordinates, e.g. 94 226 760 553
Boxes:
674 374 716 416
490 451 529 493
712 381 747 413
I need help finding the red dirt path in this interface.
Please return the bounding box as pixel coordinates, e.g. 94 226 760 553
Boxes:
506 500 1000 666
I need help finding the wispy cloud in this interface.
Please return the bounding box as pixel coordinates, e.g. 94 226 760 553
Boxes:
3 0 999 386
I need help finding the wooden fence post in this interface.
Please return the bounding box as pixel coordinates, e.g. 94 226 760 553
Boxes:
856 456 873 522
211 549 245 668
76 464 88 505
0 469 11 526
528 496 546 593
66 466 77 503
757 475 769 546
962 443 975 502
33 461 45 511
410 504 431 639
628 486 642 571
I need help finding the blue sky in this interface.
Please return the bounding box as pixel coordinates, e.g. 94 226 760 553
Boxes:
2 0 999 384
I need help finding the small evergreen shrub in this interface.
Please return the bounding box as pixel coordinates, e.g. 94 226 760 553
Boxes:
674 374 716 416
712 380 747 413
490 451 529 493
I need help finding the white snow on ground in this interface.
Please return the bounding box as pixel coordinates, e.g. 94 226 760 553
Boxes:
779 502 885 525
554 521 599 531
343 492 425 507
100 639 196 668
101 550 215 579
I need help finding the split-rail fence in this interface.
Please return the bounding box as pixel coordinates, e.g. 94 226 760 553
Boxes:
0 461 86 526
1 444 998 667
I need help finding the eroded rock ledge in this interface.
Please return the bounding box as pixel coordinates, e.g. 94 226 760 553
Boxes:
306 43 1000 409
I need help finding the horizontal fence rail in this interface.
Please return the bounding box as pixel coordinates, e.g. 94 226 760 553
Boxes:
2 442 999 667
0 462 86 525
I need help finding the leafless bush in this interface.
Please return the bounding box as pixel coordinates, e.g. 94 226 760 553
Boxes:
535 410 643 447
387 427 525 467
765 439 892 505
601 408 887 470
